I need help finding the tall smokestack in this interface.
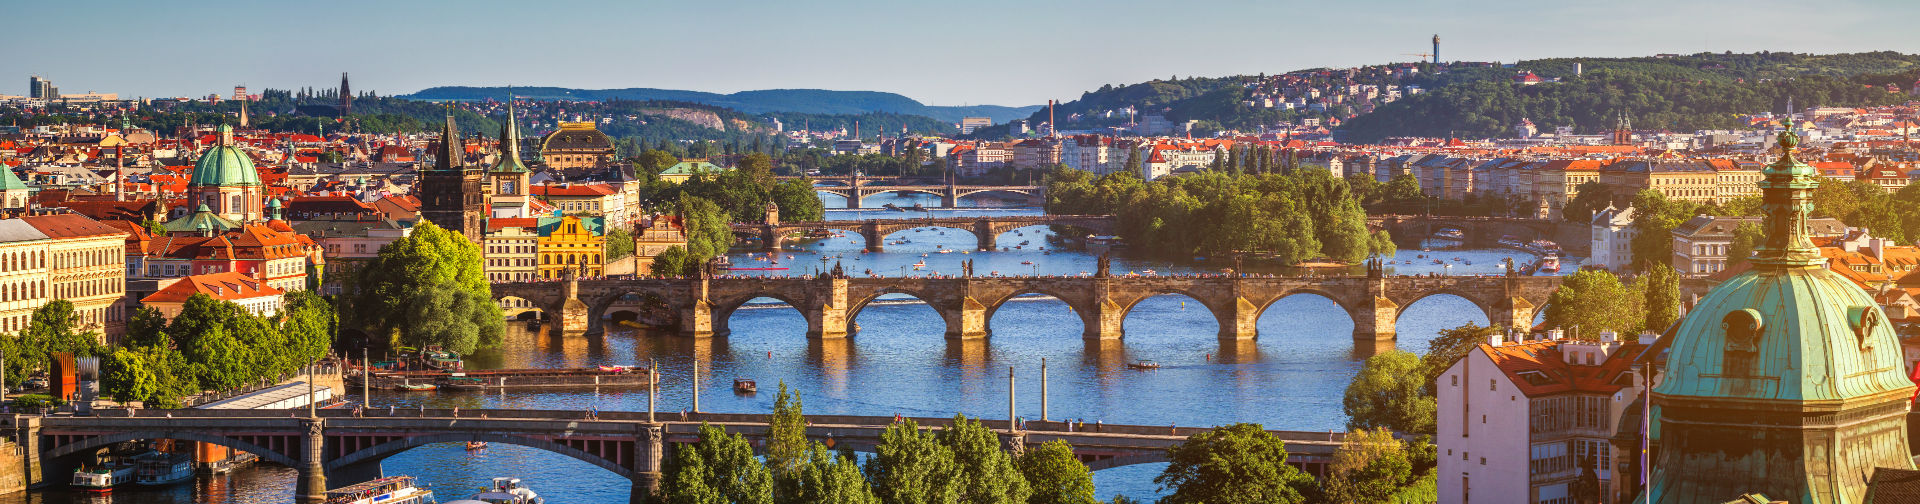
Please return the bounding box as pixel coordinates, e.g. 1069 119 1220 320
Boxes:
1048 100 1056 139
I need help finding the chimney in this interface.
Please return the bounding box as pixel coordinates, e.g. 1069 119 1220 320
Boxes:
1600 331 1618 343
1486 333 1503 346
1638 331 1659 346
1870 237 1886 260
1546 328 1565 341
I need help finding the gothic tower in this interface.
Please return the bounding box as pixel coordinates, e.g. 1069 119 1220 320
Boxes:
339 72 353 115
418 114 487 242
488 94 532 218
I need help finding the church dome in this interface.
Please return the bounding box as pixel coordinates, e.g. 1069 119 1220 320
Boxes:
190 125 262 187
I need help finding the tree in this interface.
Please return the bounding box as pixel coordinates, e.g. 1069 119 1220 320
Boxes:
1725 221 1765 271
1628 189 1699 271
1420 323 1498 394
767 382 808 478
785 444 880 504
652 246 692 277
1018 440 1097 504
1322 428 1414 504
866 418 960 504
1154 423 1317 504
940 415 1031 504
1343 351 1436 435
351 221 503 354
637 150 679 175
1542 269 1644 338
100 348 158 405
279 290 335 370
664 424 774 504
770 179 826 222
606 228 635 261
1640 262 1681 333
1561 181 1615 223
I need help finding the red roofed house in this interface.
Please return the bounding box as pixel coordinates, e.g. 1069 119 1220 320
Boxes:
19 212 132 339
1437 331 1652 504
141 271 285 320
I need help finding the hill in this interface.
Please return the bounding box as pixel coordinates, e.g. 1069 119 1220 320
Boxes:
984 51 1920 141
398 87 1040 123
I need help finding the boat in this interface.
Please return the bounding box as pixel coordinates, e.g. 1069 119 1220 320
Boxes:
882 203 904 211
1126 360 1162 370
71 460 136 492
1020 261 1034 265
1539 254 1562 274
734 378 757 394
134 453 193 486
524 319 540 330
443 377 486 392
393 383 438 392
466 441 489 451
326 476 435 504
912 261 926 270
907 203 927 211
470 477 543 504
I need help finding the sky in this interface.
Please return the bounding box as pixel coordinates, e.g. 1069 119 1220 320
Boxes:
6 0 1919 107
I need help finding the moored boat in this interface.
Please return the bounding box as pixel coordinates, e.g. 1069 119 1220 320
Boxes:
327 475 435 504
133 453 193 486
393 383 438 392
467 477 543 504
71 461 135 492
443 377 486 392
1126 360 1161 370
734 378 757 394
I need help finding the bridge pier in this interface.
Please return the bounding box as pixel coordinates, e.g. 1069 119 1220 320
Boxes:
943 187 959 208
15 416 41 489
632 423 663 502
948 296 989 339
680 299 715 337
1352 296 1399 346
808 277 851 339
862 222 884 251
1084 297 1124 340
1217 296 1259 340
973 220 997 251
761 227 783 251
297 419 327 504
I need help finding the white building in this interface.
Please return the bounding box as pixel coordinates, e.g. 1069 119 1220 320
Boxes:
1436 331 1651 504
1589 206 1637 272
1668 215 1846 276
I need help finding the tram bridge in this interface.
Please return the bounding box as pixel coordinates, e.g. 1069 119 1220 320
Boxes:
7 409 1349 503
491 267 1563 343
781 175 1044 208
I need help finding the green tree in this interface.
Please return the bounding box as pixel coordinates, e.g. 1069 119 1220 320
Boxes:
1627 189 1699 271
785 444 880 504
1641 262 1681 333
1420 323 1498 394
770 179 826 222
638 149 680 175
866 418 960 504
279 290 335 370
351 221 503 354
1322 428 1414 504
100 348 158 405
1542 269 1644 338
664 423 774 504
940 415 1031 504
1725 221 1765 271
1018 440 1097 504
1560 181 1615 223
1343 351 1436 435
1154 423 1317 504
606 228 635 260
767 382 808 478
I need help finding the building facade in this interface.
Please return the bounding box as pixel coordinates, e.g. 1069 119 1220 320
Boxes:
418 115 488 242
539 122 615 171
537 215 604 279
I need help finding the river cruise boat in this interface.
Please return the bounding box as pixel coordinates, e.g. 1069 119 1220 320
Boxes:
443 377 486 392
71 460 136 492
394 382 438 392
734 378 757 394
134 453 193 486
1539 253 1562 274
327 476 436 504
1127 360 1162 370
469 477 543 504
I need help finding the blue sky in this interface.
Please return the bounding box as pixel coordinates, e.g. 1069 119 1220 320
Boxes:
6 0 1917 107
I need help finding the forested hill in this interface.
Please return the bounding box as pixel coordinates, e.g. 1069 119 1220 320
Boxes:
399 87 1040 123
985 51 1920 141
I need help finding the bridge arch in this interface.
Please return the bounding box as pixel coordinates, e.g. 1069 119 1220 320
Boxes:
46 430 302 469
1117 289 1224 337
1392 288 1497 326
327 432 636 481
985 289 1093 337
713 292 812 338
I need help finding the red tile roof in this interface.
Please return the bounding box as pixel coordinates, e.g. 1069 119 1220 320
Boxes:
141 271 284 304
21 213 127 239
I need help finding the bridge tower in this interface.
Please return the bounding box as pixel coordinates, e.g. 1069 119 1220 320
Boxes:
1353 262 1399 346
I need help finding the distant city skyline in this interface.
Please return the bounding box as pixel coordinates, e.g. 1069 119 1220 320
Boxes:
7 0 1918 107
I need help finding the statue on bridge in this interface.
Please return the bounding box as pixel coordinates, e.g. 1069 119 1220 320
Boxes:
1365 257 1384 279
1097 252 1112 278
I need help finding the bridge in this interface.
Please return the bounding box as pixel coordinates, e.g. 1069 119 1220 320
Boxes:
491 268 1561 344
7 408 1350 503
1368 215 1567 248
730 215 1117 251
781 175 1044 208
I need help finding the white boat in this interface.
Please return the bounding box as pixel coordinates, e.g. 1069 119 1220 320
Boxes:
134 453 193 486
328 475 436 504
71 461 135 492
468 477 543 504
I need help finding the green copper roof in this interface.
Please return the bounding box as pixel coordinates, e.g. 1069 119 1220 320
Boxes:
537 216 603 237
0 165 29 191
660 161 727 176
189 125 261 187
490 94 530 174
162 204 242 233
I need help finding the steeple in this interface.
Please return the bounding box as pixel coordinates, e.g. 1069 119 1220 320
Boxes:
1752 131 1821 268
435 111 461 171
491 91 530 174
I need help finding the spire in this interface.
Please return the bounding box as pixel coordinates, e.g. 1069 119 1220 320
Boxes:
435 109 461 171
490 89 530 173
1752 131 1821 269
238 98 250 128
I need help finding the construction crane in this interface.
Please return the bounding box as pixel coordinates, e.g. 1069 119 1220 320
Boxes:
1403 53 1434 61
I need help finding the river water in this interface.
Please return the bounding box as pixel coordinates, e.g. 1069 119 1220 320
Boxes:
16 192 1580 503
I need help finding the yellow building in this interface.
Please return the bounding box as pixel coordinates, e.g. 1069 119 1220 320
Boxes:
537 215 604 279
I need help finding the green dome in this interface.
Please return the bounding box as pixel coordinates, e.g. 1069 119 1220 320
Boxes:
190 125 261 187
1654 267 1910 402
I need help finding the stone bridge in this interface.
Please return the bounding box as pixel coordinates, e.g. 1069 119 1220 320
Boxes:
491 269 1561 344
731 215 1117 251
6 409 1347 503
1368 215 1564 248
785 175 1044 208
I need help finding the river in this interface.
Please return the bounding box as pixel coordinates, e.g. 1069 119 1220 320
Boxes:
13 192 1581 503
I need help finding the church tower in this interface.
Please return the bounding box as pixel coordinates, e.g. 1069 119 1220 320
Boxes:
186 124 264 223
1644 131 1914 502
488 95 532 218
418 114 487 242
